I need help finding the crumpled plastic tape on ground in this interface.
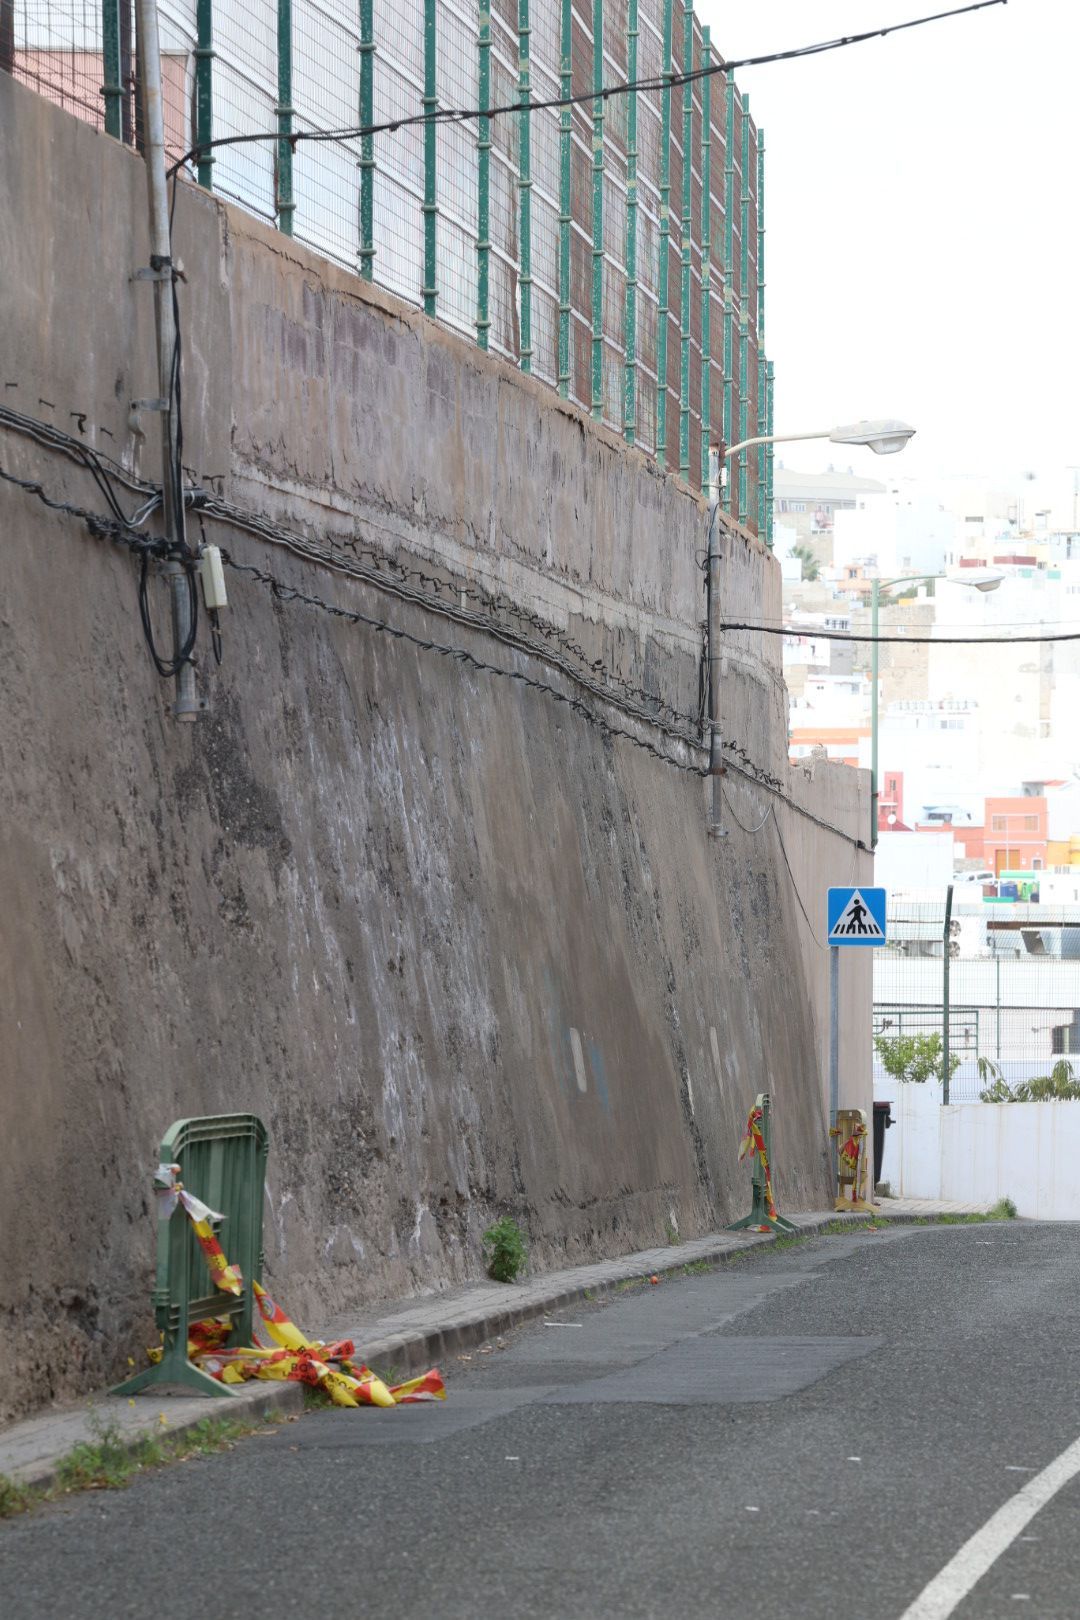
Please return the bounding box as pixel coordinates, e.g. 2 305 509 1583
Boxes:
146 1193 446 1409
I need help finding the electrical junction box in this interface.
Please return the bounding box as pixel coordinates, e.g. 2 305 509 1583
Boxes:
200 544 228 611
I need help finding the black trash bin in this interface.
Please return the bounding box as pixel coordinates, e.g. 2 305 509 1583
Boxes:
872 1101 894 1188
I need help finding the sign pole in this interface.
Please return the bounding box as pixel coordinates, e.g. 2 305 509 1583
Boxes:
829 944 839 1132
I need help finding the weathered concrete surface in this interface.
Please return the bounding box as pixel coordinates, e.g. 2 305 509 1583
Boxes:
0 75 871 1423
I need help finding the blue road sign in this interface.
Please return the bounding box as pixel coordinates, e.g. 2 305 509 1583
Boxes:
827 886 887 947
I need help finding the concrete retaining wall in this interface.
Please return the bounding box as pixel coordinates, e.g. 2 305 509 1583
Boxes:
0 75 870 1422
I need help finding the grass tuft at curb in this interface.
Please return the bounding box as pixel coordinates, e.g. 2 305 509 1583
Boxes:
1 1410 291 1520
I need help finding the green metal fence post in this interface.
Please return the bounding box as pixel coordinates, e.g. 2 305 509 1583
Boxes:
677 0 692 479
756 128 766 540
276 0 294 234
557 0 571 395
423 0 437 316
590 0 604 419
195 0 214 188
102 0 123 139
943 883 954 1105
655 0 673 464
738 91 750 528
721 68 734 512
476 0 492 345
518 0 533 370
699 26 711 488
359 0 375 279
622 0 639 442
109 1114 270 1400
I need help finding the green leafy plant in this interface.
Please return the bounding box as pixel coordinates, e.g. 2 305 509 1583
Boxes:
482 1217 527 1284
874 1032 960 1086
990 1196 1018 1218
979 1058 1080 1103
791 543 821 581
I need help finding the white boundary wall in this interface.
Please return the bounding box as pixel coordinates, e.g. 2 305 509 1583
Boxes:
877 1079 1080 1218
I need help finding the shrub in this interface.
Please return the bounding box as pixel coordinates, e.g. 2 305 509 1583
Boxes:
482 1217 527 1284
874 1032 960 1086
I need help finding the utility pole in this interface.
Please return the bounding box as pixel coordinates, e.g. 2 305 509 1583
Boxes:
135 0 199 720
705 445 726 835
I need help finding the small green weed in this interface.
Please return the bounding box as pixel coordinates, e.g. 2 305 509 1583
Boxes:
663 1216 682 1246
0 1474 31 1519
56 1419 154 1491
482 1217 528 1284
990 1196 1018 1219
681 1260 714 1276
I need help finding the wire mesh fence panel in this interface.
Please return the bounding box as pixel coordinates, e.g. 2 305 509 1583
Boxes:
212 0 277 222
874 899 1080 1103
9 0 106 127
6 0 771 516
290 0 364 271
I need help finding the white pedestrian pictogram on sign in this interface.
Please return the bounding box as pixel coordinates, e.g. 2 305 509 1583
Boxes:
831 888 884 938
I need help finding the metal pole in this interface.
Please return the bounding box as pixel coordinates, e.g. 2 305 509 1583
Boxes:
737 92 750 528
655 0 673 464
756 127 766 542
699 27 711 488
276 0 294 234
422 0 437 316
995 941 1002 1061
194 0 214 188
871 579 880 850
721 70 734 512
517 0 532 371
359 0 375 278
943 883 954 1104
830 945 840 1133
102 0 124 138
476 0 491 344
677 0 692 478
706 444 725 834
589 0 604 419
622 0 639 442
0 0 12 78
136 0 198 721
556 0 571 395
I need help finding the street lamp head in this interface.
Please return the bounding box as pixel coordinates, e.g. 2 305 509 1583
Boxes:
828 419 917 455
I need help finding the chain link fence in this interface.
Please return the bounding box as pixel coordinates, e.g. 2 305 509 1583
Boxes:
2 0 772 525
874 897 1080 1102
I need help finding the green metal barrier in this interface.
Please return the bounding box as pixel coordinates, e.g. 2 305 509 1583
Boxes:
728 1091 797 1235
111 1113 269 1398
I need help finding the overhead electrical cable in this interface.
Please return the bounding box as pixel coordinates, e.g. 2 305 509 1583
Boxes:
165 1 1006 179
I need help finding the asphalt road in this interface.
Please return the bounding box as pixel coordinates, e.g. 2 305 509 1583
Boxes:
5 1221 1080 1619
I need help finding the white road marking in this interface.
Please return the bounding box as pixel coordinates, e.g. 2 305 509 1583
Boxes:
898 1434 1080 1620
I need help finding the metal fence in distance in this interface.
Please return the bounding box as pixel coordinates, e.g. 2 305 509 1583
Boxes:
2 0 774 531
874 898 1080 1103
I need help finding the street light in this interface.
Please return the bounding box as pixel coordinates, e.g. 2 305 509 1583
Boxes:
870 571 1003 850
722 418 917 484
703 419 916 836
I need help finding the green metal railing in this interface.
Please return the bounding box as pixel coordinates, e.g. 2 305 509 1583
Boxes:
10 0 774 528
110 1113 269 1399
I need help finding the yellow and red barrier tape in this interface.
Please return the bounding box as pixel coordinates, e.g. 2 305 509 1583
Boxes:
738 1103 778 1224
150 1167 446 1409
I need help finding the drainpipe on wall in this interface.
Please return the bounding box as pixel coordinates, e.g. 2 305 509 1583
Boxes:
705 445 726 836
135 0 199 720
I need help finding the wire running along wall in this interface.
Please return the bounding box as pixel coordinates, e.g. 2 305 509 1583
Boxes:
3 0 773 528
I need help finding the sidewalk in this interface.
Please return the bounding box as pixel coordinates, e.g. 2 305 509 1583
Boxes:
0 1198 991 1490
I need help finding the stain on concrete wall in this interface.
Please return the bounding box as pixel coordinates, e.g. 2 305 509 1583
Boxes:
0 75 871 1422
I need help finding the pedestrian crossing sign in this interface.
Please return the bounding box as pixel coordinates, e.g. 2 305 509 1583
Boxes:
827 886 887 947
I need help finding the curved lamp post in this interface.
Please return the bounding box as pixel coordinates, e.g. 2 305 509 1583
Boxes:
870 571 1003 850
703 419 915 834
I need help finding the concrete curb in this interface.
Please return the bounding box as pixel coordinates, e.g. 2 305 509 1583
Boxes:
2 1202 987 1495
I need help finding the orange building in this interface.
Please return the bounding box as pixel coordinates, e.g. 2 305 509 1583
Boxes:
983 797 1048 875
789 726 868 768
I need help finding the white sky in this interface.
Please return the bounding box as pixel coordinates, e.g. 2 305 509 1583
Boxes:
699 0 1080 489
